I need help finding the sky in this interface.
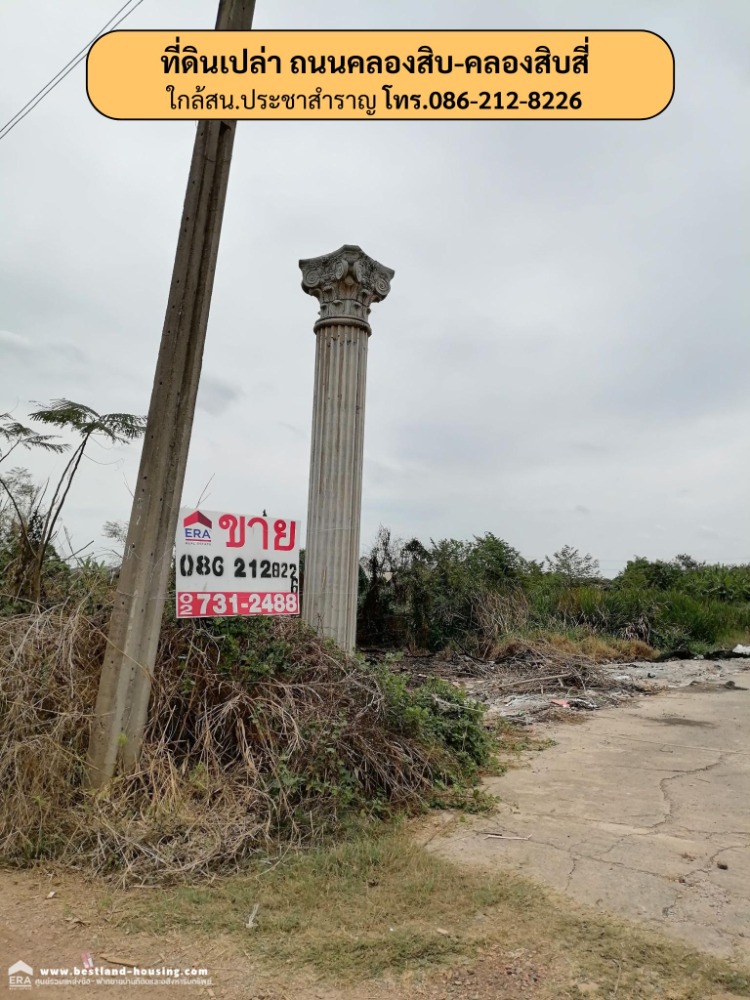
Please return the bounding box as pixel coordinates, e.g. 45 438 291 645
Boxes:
0 0 748 578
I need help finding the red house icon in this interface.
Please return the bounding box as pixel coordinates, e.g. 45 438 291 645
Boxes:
183 511 212 529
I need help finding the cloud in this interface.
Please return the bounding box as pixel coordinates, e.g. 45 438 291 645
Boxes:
196 375 244 417
697 526 720 540
276 421 305 438
0 0 747 575
0 330 32 353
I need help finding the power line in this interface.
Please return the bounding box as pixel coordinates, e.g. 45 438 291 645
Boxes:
0 0 145 141
0 0 147 143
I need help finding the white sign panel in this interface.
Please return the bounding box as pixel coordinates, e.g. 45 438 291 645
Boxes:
175 508 300 618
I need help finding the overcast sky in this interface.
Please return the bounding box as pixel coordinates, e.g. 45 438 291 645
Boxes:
1 0 748 576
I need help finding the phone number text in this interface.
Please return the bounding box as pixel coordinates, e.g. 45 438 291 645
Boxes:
382 88 583 110
177 591 300 617
166 86 583 116
178 554 298 589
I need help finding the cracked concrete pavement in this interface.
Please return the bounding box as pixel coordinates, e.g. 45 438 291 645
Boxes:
427 663 750 961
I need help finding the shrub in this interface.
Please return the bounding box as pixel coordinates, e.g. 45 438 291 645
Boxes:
356 533 750 656
0 606 491 882
381 672 492 776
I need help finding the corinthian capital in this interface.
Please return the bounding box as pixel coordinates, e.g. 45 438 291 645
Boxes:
299 244 394 333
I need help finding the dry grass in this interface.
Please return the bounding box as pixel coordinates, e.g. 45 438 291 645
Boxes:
104 824 750 997
0 603 470 884
544 631 656 663
487 637 608 692
473 591 657 665
0 604 101 852
489 632 655 667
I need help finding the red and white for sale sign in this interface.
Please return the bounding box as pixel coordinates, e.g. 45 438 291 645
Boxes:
175 508 300 618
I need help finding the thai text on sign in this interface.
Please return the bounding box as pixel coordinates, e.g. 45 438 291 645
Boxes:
175 508 300 618
87 30 674 121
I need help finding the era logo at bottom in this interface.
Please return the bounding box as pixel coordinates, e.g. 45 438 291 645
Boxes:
8 960 33 990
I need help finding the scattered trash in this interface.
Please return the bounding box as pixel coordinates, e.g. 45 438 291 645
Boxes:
45 890 56 899
436 927 451 935
245 903 260 929
396 648 748 727
504 695 547 708
481 831 532 841
100 956 137 968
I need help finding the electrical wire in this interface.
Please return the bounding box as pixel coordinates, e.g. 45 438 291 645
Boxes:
0 0 147 143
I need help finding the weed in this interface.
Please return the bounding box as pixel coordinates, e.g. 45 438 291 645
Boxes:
0 609 493 882
109 825 750 994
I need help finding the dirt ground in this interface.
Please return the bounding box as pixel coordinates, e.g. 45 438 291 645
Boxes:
2 657 749 1000
0 886 562 1000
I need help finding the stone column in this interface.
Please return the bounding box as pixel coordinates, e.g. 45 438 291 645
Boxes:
299 244 394 651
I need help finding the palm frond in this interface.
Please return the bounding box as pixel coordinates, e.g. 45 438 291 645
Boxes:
28 399 99 431
95 413 148 442
28 401 146 444
0 415 68 454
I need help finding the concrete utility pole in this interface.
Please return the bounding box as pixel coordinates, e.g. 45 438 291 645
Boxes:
86 0 257 788
300 245 394 651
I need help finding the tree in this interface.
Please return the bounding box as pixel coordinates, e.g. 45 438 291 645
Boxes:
357 526 404 646
673 553 704 572
102 519 129 565
0 400 145 603
0 411 68 466
544 545 600 583
467 533 528 589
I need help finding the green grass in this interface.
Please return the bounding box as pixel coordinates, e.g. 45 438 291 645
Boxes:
107 824 750 997
112 824 503 978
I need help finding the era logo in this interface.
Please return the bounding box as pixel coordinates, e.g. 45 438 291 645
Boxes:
8 960 33 990
183 511 212 543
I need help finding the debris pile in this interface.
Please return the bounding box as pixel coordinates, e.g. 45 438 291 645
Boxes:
385 641 749 726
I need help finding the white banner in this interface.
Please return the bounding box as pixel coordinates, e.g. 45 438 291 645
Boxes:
175 508 300 618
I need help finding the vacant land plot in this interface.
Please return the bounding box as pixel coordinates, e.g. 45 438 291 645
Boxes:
429 664 750 963
2 666 750 999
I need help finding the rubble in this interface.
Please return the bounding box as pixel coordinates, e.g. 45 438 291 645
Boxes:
380 645 748 727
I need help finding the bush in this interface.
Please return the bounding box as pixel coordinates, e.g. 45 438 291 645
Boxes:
381 673 492 776
0 605 491 882
649 590 736 648
356 532 750 656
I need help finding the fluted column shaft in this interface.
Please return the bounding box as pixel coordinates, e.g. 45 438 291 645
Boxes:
304 324 368 647
299 245 394 651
